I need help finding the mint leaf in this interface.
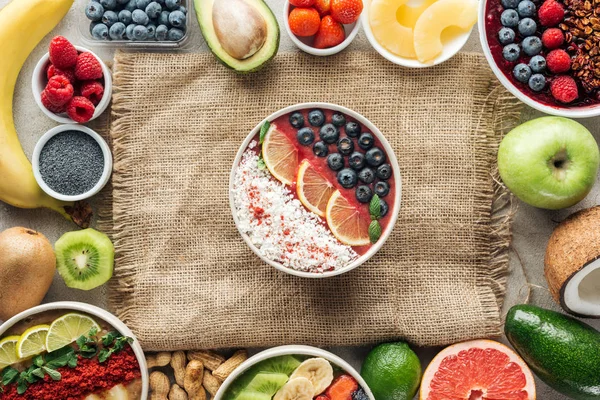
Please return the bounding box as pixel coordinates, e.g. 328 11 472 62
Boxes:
259 121 270 144
42 367 61 381
98 348 111 363
257 157 266 170
1 367 18 386
101 331 119 347
369 220 382 243
17 380 27 395
32 355 44 367
369 194 381 220
31 368 45 380
67 354 78 368
46 346 76 369
88 326 98 338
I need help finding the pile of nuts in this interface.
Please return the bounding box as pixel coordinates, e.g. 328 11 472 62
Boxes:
147 349 248 400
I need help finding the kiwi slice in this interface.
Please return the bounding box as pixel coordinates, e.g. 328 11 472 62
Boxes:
235 391 271 400
246 372 289 396
55 228 114 290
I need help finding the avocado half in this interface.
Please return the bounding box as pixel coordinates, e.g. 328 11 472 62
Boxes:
194 0 280 73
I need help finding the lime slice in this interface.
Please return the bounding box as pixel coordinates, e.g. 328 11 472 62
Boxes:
0 336 21 371
16 325 50 359
46 313 101 353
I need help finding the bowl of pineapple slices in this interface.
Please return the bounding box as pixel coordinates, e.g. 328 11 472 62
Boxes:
362 0 479 67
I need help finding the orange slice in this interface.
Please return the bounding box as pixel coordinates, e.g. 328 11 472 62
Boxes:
297 160 336 217
262 124 298 186
325 190 370 246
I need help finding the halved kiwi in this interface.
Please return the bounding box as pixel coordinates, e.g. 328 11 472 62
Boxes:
246 372 289 396
55 228 114 290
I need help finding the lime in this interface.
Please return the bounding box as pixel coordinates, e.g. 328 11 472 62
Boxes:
0 336 21 370
16 325 50 359
361 342 422 400
46 313 101 352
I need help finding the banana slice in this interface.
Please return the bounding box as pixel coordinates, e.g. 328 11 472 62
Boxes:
273 377 315 400
289 358 334 395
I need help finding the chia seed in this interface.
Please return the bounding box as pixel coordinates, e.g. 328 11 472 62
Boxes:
39 130 105 196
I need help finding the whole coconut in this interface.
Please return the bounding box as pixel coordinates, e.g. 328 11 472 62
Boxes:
0 227 55 321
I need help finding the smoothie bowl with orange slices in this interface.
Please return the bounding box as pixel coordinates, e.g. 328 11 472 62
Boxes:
230 103 401 277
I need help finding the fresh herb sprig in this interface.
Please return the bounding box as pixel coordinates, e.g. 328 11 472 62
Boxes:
257 120 270 170
98 331 133 363
368 194 382 243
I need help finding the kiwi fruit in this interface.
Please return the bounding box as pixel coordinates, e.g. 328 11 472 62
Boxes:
246 372 289 396
235 391 271 400
55 228 114 290
257 355 302 376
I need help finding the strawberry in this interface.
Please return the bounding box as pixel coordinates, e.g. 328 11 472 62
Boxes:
290 0 316 6
326 375 359 400
288 7 321 37
314 15 346 49
330 0 363 24
315 0 331 15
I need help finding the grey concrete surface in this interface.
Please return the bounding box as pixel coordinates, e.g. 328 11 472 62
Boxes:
0 0 598 398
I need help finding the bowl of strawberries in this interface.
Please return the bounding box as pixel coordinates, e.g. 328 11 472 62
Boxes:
284 0 363 56
32 36 112 124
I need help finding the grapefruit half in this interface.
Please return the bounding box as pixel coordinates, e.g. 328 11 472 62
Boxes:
420 339 536 400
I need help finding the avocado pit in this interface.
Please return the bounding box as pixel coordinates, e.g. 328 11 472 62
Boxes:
212 0 267 60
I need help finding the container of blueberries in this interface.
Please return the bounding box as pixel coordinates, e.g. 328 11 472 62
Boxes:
80 0 192 49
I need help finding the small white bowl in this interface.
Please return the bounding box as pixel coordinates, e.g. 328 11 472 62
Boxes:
361 0 473 68
284 1 361 56
229 102 402 279
214 346 375 400
0 301 149 400
32 124 113 202
479 0 600 118
32 45 112 124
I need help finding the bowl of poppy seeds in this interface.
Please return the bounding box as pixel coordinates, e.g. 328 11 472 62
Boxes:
32 124 112 201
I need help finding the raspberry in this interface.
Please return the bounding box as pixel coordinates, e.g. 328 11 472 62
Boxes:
48 36 78 69
75 52 103 81
538 0 564 27
41 90 67 114
46 64 76 84
547 49 571 73
67 96 96 123
541 28 564 49
289 0 315 6
80 81 105 105
288 7 321 37
551 76 579 103
44 75 74 106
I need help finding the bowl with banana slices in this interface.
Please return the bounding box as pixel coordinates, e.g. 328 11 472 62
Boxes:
215 346 374 400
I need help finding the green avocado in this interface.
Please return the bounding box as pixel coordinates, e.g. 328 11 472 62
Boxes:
505 304 600 400
193 0 280 73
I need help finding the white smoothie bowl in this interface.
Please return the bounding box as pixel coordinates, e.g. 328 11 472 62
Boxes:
0 301 149 400
229 102 402 279
214 346 375 400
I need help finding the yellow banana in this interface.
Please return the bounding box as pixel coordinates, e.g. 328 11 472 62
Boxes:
0 0 90 227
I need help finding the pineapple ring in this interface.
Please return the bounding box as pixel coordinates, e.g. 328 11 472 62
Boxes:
369 0 416 58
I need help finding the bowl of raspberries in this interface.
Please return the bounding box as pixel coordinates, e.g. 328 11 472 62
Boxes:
480 0 600 117
32 36 112 124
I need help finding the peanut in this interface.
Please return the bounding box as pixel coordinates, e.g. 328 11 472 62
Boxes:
184 360 206 400
147 352 172 369
171 351 188 387
187 350 226 371
203 370 222 397
212 350 248 381
169 384 189 400
150 371 170 400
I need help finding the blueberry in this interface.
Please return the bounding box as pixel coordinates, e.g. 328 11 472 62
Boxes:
352 388 370 400
155 0 165 4
118 9 132 24
358 168 375 184
358 132 374 150
374 181 390 197
331 113 346 127
158 10 170 26
308 109 325 127
498 27 515 45
345 122 361 137
348 152 365 170
297 127 315 146
365 147 386 167
289 112 304 129
529 55 546 73
117 0 130 4
167 28 184 41
132 25 149 40
124 0 137 11
522 36 542 56
168 10 185 27
337 168 358 189
90 21 100 35
513 63 532 83
327 153 344 171
355 185 373 204
313 141 328 157
501 9 519 28
376 163 392 180
379 199 389 217
92 23 109 39
126 23 136 39
99 0 116 10
518 18 537 36
517 0 536 17
502 44 520 62
136 0 151 8
146 23 157 39
86 2 104 21
165 0 181 10
102 10 118 26
501 0 519 8
337 137 354 155
132 9 149 25
155 24 168 40
146 1 162 18
528 73 546 92
178 5 187 13
109 22 126 39
320 123 339 144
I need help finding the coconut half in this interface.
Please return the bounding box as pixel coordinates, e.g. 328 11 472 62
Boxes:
545 206 600 318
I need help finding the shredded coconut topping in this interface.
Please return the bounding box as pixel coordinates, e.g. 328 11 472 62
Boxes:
233 144 358 273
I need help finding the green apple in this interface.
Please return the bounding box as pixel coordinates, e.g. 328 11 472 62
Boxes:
498 117 599 210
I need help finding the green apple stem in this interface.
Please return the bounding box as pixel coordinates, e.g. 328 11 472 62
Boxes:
550 149 571 181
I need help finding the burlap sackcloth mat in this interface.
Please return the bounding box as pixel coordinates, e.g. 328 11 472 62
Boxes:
98 51 522 351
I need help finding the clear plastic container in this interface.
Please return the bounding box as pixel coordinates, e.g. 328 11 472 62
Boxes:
78 0 194 50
